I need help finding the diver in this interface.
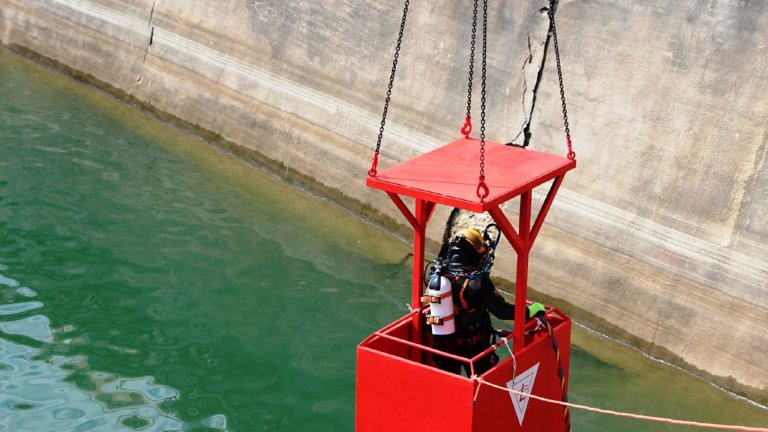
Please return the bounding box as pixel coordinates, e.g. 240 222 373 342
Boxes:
423 225 546 376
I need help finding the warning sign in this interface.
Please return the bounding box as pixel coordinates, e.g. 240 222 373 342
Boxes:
506 362 540 426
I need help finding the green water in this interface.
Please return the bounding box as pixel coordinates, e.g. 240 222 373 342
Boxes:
0 49 765 431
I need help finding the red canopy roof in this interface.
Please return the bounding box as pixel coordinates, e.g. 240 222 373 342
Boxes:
367 137 576 212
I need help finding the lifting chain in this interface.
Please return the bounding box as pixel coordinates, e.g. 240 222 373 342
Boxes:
547 0 575 160
477 0 489 200
463 0 490 200
369 0 410 177
370 0 574 181
461 0 479 138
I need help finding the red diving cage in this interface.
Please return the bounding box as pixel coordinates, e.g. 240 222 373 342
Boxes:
356 137 576 431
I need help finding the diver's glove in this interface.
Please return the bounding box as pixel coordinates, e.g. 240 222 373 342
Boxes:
526 302 546 320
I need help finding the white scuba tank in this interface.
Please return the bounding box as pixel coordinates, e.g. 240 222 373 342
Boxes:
425 274 455 335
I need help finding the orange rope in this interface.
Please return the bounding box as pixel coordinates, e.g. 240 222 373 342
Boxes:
473 377 768 431
541 317 570 431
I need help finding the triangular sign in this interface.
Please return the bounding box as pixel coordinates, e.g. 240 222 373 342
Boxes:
506 362 540 426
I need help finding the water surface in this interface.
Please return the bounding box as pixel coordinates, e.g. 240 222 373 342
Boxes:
1 48 765 431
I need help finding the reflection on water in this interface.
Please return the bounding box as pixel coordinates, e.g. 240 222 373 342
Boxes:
0 271 220 431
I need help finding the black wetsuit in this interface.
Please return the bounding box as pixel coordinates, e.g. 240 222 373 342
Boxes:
432 274 517 376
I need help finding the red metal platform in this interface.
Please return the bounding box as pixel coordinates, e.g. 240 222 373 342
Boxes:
357 137 576 431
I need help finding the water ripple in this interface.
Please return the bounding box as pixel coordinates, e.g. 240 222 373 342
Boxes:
0 315 54 342
0 339 197 432
0 301 44 316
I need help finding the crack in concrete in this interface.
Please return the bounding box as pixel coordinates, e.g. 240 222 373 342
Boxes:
137 1 157 84
508 5 555 149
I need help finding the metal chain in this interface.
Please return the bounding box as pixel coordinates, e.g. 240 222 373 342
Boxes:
547 0 575 160
369 0 410 176
477 0 489 199
462 0 480 138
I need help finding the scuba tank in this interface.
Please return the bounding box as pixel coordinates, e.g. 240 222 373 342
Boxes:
423 260 456 335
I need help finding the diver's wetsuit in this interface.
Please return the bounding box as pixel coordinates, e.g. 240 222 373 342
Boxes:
432 274 517 376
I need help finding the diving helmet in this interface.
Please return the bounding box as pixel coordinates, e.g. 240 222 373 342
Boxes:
447 227 487 274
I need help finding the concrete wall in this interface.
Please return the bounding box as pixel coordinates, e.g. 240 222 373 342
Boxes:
2 0 766 402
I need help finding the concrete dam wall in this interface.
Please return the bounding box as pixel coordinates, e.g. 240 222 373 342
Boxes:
2 0 766 403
